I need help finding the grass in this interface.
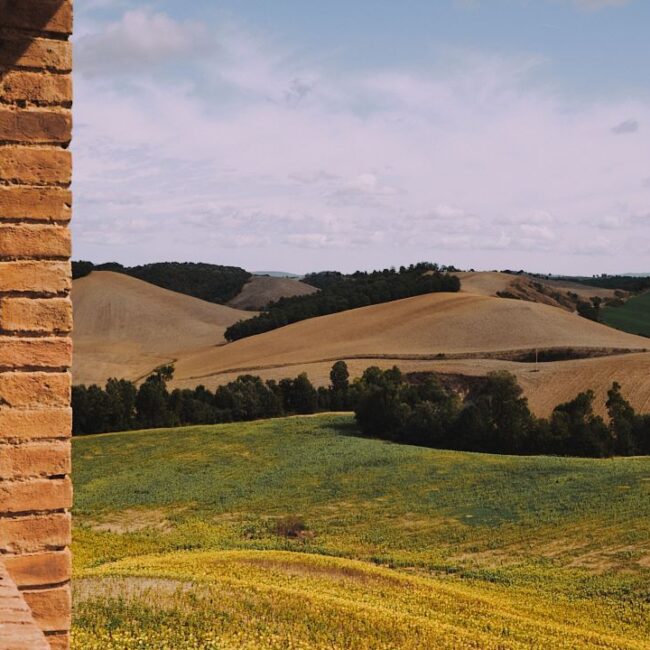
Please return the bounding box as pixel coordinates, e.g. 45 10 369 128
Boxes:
72 414 650 649
603 292 650 337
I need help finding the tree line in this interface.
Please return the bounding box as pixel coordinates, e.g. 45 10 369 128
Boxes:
72 261 251 305
72 362 649 458
224 263 461 341
72 362 351 436
352 367 650 457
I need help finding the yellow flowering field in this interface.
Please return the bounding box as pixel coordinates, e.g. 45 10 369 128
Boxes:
72 415 650 649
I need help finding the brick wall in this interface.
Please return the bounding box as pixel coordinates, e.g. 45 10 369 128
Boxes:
0 2 73 649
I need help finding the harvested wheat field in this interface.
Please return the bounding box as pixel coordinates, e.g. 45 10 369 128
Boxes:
227 275 318 311
453 271 514 296
72 271 255 385
172 291 647 381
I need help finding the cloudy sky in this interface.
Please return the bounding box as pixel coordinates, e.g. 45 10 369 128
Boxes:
73 0 650 274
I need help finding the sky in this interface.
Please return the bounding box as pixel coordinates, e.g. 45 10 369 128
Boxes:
72 0 650 275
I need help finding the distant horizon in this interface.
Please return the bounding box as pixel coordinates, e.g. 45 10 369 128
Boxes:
73 258 648 279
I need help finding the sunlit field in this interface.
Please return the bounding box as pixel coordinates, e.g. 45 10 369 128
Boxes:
72 415 650 649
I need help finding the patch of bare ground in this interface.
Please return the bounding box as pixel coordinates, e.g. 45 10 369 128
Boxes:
227 275 318 311
567 545 650 573
74 576 195 603
85 507 174 534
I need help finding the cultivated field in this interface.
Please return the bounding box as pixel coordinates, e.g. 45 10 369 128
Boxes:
603 292 650 337
227 275 318 311
72 271 650 417
72 271 255 385
71 415 650 649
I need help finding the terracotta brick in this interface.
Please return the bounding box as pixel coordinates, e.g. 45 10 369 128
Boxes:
0 623 48 649
0 109 71 144
0 261 70 293
0 148 71 185
0 337 71 369
0 298 72 333
0 441 70 479
0 409 71 441
0 70 72 105
45 631 70 650
0 513 71 553
0 225 71 259
22 585 70 633
0 187 71 222
0 36 72 71
0 373 70 408
3 549 71 588
0 0 73 35
0 477 72 514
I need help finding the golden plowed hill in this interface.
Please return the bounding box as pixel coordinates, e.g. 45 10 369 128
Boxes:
72 271 255 386
227 275 317 311
171 291 648 394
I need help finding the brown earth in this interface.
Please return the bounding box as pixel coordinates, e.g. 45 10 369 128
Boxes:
168 290 648 416
227 275 318 311
72 271 650 417
72 271 255 386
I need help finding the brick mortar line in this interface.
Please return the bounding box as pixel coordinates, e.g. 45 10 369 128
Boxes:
0 183 71 190
0 293 70 299
0 508 71 516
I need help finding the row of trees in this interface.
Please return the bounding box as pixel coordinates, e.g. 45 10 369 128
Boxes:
352 367 650 457
72 261 252 304
72 362 351 436
225 263 461 341
73 361 649 458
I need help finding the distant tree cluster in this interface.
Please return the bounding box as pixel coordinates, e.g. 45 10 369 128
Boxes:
72 363 351 436
71 261 251 304
571 275 650 293
352 368 650 458
225 263 461 341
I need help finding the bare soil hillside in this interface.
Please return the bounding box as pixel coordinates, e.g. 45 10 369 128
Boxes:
170 291 647 389
227 275 318 311
72 272 254 386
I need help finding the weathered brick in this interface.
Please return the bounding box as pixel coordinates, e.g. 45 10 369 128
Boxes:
46 631 70 650
0 187 71 221
0 36 71 71
0 441 70 478
0 373 70 408
3 549 71 588
0 409 71 441
0 224 71 259
0 513 71 553
0 148 71 184
0 298 72 333
0 70 72 105
0 261 70 293
0 0 73 35
0 337 71 369
0 477 72 513
0 623 48 649
22 585 70 633
0 108 71 144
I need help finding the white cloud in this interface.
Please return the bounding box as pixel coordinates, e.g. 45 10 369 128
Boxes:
76 9 208 76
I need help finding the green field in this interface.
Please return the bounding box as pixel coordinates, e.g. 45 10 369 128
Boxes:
72 415 650 649
603 291 650 337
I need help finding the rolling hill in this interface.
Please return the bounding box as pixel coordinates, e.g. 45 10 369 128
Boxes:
227 274 318 311
72 270 650 417
72 415 650 649
72 271 255 386
170 290 647 378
